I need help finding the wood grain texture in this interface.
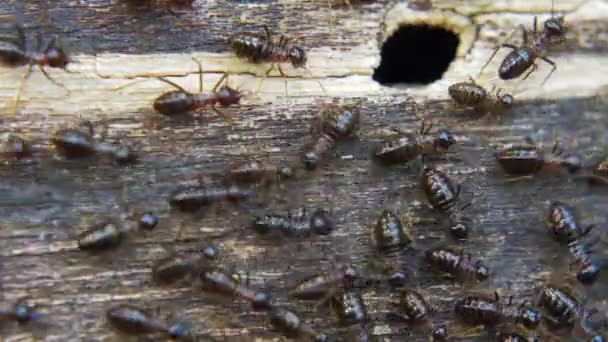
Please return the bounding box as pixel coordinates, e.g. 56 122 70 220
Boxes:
0 0 607 341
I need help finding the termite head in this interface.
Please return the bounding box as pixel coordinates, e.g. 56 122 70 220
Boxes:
252 292 273 311
496 88 514 109
217 86 245 107
449 222 469 239
435 130 456 152
577 263 600 284
13 301 42 324
289 46 307 68
46 47 70 69
561 154 582 174
544 16 566 38
310 209 335 235
520 308 542 329
112 144 138 165
167 321 192 340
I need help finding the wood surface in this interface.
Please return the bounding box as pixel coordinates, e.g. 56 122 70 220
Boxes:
0 0 607 341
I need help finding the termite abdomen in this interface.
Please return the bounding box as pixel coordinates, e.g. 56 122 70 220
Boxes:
77 221 124 251
331 290 368 325
372 210 410 251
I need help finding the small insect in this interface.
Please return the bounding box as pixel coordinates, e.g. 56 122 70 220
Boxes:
106 304 193 340
51 121 137 165
397 289 431 322
420 166 472 238
199 267 273 311
289 264 360 300
250 208 334 237
225 159 294 185
455 292 541 329
77 221 126 251
536 285 584 328
269 307 328 342
478 2 566 85
153 58 244 123
373 121 456 165
151 247 218 285
168 183 253 212
302 101 361 170
495 140 581 176
1 135 34 160
425 247 489 281
330 290 368 325
0 298 43 324
0 22 72 114
448 77 514 114
230 26 307 76
372 210 411 251
432 326 448 341
545 201 599 284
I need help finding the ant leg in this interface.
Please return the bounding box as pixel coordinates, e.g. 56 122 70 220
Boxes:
521 63 538 81
212 74 229 93
581 224 594 237
210 105 234 125
539 56 557 86
191 56 204 93
277 64 287 77
11 63 33 116
157 77 188 93
533 16 538 34
39 65 70 95
263 25 273 43
423 121 433 135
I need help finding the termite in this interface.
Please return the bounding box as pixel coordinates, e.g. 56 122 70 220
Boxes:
546 201 600 284
199 267 273 311
153 57 245 123
302 101 361 170
425 247 490 282
455 291 541 329
225 159 294 185
151 246 219 285
289 264 366 300
269 307 328 341
1 135 34 160
448 77 514 115
0 21 73 114
373 121 456 165
106 304 194 340
0 298 43 325
51 120 137 165
230 26 307 77
250 208 335 237
478 1 566 85
419 166 472 238
168 182 254 212
330 289 368 326
495 139 581 177
371 209 412 252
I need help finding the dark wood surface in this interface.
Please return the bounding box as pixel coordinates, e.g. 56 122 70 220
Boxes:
0 1 607 341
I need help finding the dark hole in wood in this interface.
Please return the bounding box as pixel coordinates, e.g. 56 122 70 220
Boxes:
373 24 459 85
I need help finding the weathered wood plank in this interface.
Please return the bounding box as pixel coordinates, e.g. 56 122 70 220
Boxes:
0 1 607 341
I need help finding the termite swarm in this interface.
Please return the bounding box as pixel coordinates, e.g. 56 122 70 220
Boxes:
302 100 361 170
478 1 567 85
153 57 246 123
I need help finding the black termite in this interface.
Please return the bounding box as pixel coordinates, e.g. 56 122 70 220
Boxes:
419 166 471 238
289 264 360 300
546 202 600 284
153 58 245 123
455 292 541 329
303 101 361 170
0 22 72 113
269 307 328 342
478 2 566 85
330 290 368 326
536 285 584 329
495 140 582 177
372 210 411 251
0 298 43 325
168 183 253 212
200 267 272 311
448 77 514 114
1 135 34 160
51 121 137 164
77 221 126 251
151 247 218 285
230 26 307 76
251 208 335 237
425 247 489 281
226 159 294 185
373 121 456 165
106 304 193 340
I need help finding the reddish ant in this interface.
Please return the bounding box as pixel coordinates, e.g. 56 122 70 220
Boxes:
153 57 247 123
0 20 73 114
478 1 566 85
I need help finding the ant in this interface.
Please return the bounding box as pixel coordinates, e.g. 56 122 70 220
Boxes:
478 1 566 85
153 57 246 123
0 20 73 115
